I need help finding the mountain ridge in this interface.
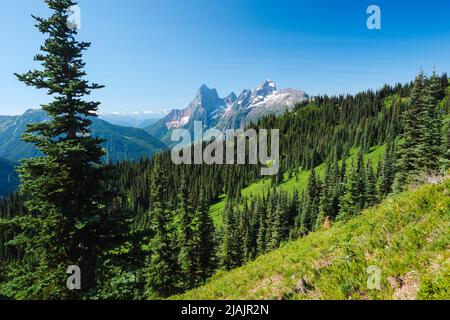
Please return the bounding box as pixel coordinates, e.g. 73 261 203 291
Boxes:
146 80 308 145
0 109 166 163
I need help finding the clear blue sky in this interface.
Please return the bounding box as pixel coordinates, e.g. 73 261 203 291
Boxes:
1 0 449 115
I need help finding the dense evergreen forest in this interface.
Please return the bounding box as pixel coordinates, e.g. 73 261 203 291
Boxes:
0 0 449 299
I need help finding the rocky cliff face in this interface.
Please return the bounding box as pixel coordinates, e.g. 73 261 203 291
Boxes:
146 80 308 144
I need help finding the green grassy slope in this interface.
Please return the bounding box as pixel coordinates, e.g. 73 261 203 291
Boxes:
176 179 450 300
209 145 386 225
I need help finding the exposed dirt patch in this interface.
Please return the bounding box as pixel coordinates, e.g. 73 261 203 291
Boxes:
293 275 314 294
387 276 401 289
248 274 285 299
314 256 334 269
364 250 374 260
392 271 420 300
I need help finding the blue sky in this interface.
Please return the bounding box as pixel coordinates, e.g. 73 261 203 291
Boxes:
1 0 449 115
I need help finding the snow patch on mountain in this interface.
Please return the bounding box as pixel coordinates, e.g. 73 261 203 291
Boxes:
167 115 191 129
147 80 308 142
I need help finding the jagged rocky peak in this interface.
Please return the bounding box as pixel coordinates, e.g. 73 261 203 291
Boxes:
191 84 224 112
256 79 277 94
150 80 308 137
225 92 237 104
197 84 218 97
196 84 221 101
238 88 251 98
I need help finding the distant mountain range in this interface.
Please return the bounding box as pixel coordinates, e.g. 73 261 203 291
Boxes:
98 111 166 128
0 157 19 198
145 80 308 145
0 80 306 177
0 109 167 163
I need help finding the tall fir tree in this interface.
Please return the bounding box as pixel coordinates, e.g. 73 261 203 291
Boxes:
423 72 444 172
196 188 216 282
240 200 252 262
339 160 360 219
330 152 344 220
365 159 378 207
317 158 333 229
5 0 117 298
296 192 308 236
255 198 267 255
395 71 428 190
356 150 367 210
145 157 179 298
395 70 446 190
304 169 321 232
177 176 199 290
268 192 288 250
264 190 275 247
378 142 396 197
220 205 242 270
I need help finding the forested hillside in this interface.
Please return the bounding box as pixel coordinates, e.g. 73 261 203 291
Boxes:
176 178 450 300
0 109 166 163
0 158 18 198
1 70 448 299
98 79 422 227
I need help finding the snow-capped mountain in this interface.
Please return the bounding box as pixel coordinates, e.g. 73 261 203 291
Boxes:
164 84 234 130
146 84 236 143
216 80 308 130
146 80 308 145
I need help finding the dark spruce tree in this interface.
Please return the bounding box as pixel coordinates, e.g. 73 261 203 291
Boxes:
355 151 367 210
339 160 359 219
378 142 396 197
424 72 444 172
144 156 180 298
196 188 216 282
304 169 321 232
395 72 424 190
395 71 446 190
267 192 287 250
255 198 267 255
5 0 113 298
365 159 378 207
220 204 243 270
317 158 333 229
177 175 203 290
239 201 252 262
